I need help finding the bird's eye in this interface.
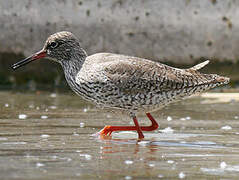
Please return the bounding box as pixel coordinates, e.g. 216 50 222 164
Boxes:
49 42 58 49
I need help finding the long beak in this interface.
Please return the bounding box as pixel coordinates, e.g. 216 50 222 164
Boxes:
11 49 47 70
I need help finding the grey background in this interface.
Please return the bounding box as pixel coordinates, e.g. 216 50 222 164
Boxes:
0 0 238 87
1 0 238 63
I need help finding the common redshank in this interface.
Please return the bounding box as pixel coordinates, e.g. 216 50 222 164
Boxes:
11 31 230 139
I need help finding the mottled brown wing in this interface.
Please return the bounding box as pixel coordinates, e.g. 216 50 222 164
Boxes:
103 57 187 95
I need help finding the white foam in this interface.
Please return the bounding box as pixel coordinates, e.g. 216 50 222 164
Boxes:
124 160 133 165
220 162 227 169
167 160 174 164
18 114 27 119
50 93 57 98
36 162 45 167
221 125 232 130
41 115 48 119
125 176 132 180
160 127 174 133
40 134 50 138
178 172 185 179
80 122 85 128
80 154 92 160
167 116 173 121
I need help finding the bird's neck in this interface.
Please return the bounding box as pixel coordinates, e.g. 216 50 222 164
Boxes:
61 55 87 95
60 47 88 95
61 48 87 78
61 57 86 79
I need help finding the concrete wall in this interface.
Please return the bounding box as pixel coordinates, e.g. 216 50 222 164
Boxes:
1 0 239 64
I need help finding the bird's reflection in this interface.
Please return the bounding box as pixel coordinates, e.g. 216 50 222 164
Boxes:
96 132 225 159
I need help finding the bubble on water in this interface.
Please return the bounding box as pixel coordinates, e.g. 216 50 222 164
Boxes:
50 93 57 98
52 155 58 159
18 114 27 119
80 154 92 160
148 163 155 167
29 104 34 108
185 116 191 120
41 134 50 138
80 122 85 128
76 173 81 176
125 160 133 165
221 125 232 130
234 116 239 119
85 154 92 160
125 176 132 180
41 115 48 119
178 172 185 179
49 106 57 109
36 106 40 110
158 174 164 178
0 137 8 141
25 154 32 158
73 132 79 136
83 108 88 112
202 164 239 174
67 158 72 162
167 116 172 121
180 118 186 121
4 103 9 107
36 162 45 167
167 160 174 164
138 141 150 146
2 142 27 145
160 127 174 133
220 161 227 169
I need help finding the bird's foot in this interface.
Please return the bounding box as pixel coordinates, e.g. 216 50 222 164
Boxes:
93 125 145 139
92 113 158 140
98 125 114 136
92 125 114 137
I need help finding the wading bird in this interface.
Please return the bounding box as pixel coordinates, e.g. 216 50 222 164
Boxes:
11 31 230 139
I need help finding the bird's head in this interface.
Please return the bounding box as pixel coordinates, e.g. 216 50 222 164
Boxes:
11 31 87 70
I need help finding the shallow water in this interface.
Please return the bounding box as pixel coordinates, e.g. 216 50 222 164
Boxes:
0 91 239 179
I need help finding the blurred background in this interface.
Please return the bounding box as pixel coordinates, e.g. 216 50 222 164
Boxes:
1 1 239 179
0 0 238 90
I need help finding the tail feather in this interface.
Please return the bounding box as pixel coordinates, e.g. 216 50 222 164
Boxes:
187 60 230 87
212 74 230 85
189 60 210 71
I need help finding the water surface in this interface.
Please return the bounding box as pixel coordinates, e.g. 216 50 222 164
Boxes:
0 91 239 179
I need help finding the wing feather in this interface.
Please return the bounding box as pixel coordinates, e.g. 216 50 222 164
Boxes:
102 57 186 95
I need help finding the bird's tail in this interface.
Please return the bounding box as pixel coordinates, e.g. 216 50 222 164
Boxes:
204 73 230 87
187 60 230 88
189 60 210 71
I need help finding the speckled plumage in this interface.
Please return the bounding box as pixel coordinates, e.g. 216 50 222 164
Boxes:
44 31 230 114
12 31 230 139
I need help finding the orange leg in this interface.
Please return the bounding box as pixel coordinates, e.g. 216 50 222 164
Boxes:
97 113 159 139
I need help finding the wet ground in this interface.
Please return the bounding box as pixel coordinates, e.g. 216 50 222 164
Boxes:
0 90 239 179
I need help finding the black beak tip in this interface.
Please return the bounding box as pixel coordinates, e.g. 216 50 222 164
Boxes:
11 64 18 70
10 50 46 71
